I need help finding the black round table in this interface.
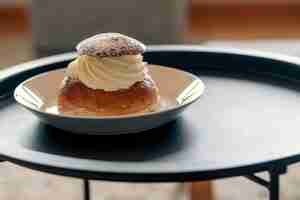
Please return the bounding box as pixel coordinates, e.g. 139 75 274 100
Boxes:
1 46 300 200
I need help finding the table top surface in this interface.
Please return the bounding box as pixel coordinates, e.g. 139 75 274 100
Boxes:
1 47 300 182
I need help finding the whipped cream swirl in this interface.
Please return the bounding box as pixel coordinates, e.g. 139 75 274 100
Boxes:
66 54 147 91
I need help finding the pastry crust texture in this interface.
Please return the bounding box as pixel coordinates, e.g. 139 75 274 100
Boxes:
58 76 159 116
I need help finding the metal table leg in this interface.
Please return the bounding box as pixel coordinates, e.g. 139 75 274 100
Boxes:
269 171 279 200
84 179 90 200
244 165 287 200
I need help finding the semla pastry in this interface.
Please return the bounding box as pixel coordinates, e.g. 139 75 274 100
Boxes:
58 33 159 116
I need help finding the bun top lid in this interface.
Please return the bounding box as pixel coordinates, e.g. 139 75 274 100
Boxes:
76 33 146 58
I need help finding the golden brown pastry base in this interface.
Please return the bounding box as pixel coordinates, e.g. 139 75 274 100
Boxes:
58 77 159 116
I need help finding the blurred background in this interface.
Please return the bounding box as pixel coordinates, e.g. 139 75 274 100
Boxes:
3 0 300 62
1 0 300 199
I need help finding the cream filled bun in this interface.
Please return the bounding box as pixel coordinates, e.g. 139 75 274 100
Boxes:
58 33 159 116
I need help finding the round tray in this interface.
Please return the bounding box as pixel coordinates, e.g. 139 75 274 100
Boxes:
1 46 300 182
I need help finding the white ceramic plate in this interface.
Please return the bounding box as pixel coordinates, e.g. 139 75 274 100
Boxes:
14 65 205 135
